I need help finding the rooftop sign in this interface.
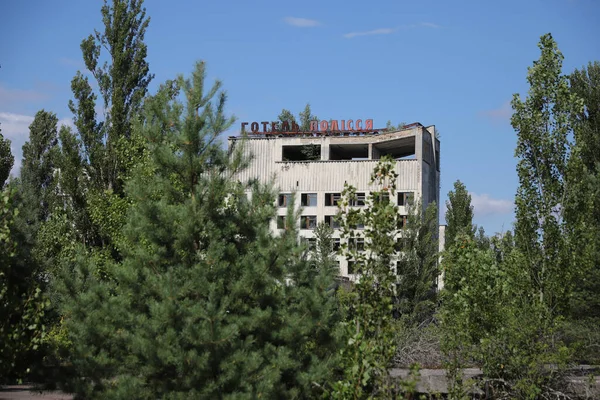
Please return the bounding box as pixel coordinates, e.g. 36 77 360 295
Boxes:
241 119 375 135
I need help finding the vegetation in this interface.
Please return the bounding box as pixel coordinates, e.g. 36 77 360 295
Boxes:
0 0 598 397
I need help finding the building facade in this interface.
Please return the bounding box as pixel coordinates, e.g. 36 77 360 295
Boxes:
228 122 442 279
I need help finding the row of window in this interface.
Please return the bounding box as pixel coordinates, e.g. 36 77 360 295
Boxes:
278 192 414 208
277 214 408 230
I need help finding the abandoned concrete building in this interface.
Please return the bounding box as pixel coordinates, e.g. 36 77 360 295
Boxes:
228 122 442 281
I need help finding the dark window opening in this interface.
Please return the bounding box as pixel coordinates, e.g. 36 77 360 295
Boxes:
278 193 293 207
395 237 410 252
325 193 341 206
399 215 407 228
302 237 317 250
373 136 416 160
373 192 390 205
398 192 414 206
301 193 318 207
282 145 321 161
300 215 317 230
348 261 362 275
277 216 287 229
349 237 365 252
333 238 341 252
350 193 366 207
329 144 369 160
324 215 340 229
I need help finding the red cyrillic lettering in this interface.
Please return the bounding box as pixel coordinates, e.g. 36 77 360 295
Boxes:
261 121 269 132
365 119 373 130
320 120 329 131
355 119 362 130
310 120 318 131
347 119 353 130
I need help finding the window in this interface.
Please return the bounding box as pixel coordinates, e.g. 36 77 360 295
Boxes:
302 237 317 250
278 193 293 207
399 215 407 228
300 215 317 230
277 215 287 229
349 237 365 252
373 192 390 205
347 261 362 275
350 193 366 207
325 193 341 206
301 193 318 207
333 238 341 252
398 192 414 206
395 237 410 252
324 215 340 229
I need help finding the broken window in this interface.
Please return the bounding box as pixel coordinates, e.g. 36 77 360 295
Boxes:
325 193 341 206
397 192 414 206
300 215 317 230
350 193 366 207
301 193 318 207
278 193 293 207
324 215 340 229
282 145 321 161
277 215 287 229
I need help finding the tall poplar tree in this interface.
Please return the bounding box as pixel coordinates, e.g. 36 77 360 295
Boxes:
55 0 153 257
565 61 600 319
510 33 582 313
444 180 475 247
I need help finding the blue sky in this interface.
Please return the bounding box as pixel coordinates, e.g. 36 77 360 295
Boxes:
1 0 598 235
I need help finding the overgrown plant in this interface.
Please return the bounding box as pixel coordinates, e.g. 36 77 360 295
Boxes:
327 155 404 399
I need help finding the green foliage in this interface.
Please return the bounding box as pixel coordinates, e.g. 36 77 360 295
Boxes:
444 180 475 247
277 103 318 133
0 126 14 187
511 32 583 314
440 235 571 399
0 188 49 382
57 62 341 399
396 199 439 324
385 121 407 132
327 156 406 399
565 61 600 320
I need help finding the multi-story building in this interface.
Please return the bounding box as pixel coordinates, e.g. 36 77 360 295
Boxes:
228 121 442 279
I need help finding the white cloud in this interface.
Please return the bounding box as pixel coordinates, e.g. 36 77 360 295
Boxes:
420 22 441 29
480 101 512 123
0 112 74 177
343 28 396 39
469 192 514 217
343 22 441 39
283 17 320 27
0 112 34 177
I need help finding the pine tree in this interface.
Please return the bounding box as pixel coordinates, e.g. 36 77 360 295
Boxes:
444 180 475 247
58 62 341 399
